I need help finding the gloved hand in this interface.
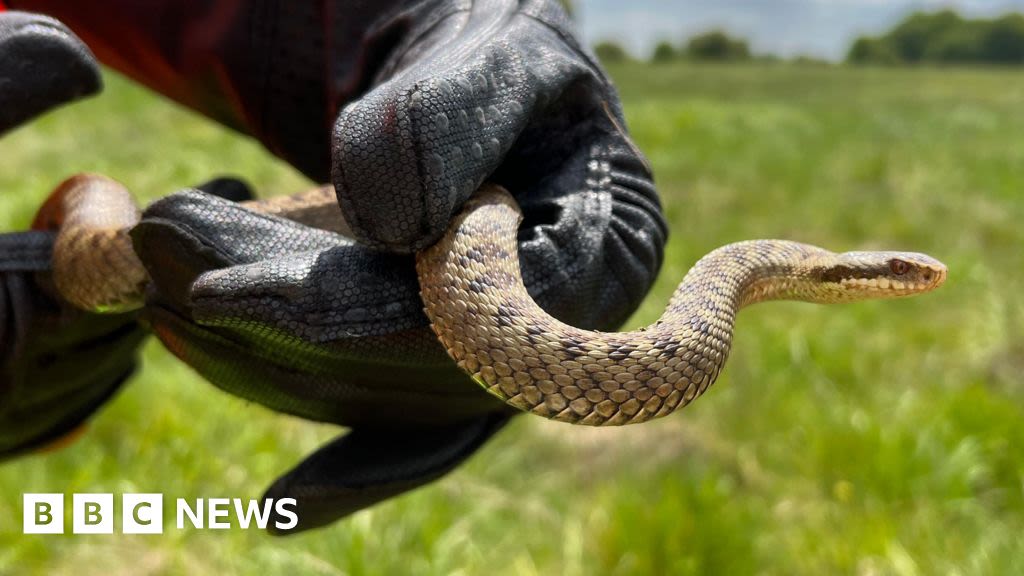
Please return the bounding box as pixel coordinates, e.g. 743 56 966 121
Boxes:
0 10 141 459
132 160 665 534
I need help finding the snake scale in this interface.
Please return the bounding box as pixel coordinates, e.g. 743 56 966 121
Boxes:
34 173 947 425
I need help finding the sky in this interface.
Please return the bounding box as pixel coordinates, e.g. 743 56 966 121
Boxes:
576 0 1024 60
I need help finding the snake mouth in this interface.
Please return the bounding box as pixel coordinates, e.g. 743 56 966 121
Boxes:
837 263 947 297
822 250 948 300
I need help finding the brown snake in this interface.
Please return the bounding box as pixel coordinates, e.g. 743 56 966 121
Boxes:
35 173 947 425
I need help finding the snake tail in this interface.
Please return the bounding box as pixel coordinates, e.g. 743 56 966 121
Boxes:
34 174 147 313
34 175 348 312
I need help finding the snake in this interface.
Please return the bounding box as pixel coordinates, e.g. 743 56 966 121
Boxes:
33 173 947 426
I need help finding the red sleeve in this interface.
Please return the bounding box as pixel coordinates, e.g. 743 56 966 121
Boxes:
6 0 254 134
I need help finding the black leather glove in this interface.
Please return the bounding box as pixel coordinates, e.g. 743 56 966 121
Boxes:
0 11 142 459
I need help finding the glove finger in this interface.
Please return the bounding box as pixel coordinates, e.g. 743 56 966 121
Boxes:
263 412 511 535
132 190 347 311
332 5 596 252
510 136 667 331
0 11 101 135
485 72 667 331
188 243 425 345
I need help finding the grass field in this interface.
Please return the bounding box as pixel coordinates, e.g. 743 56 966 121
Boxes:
2 62 1023 575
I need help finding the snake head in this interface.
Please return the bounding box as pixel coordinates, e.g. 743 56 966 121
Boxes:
817 251 948 301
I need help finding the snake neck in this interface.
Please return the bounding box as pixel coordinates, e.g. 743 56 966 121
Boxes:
668 240 834 315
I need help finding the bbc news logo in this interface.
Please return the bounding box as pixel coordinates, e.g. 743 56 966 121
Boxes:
22 494 298 534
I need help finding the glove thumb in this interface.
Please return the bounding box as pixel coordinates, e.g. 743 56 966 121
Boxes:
0 11 101 135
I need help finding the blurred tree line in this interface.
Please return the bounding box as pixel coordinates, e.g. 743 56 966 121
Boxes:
849 10 1024 65
592 9 1024 67
595 30 751 64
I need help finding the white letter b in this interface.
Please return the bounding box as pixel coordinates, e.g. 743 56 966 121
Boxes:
23 494 63 534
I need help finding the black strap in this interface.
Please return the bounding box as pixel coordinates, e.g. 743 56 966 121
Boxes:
0 231 53 272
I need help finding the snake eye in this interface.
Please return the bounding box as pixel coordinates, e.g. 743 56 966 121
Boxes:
889 260 909 275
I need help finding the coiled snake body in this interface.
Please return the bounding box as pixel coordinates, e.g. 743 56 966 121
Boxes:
35 174 947 426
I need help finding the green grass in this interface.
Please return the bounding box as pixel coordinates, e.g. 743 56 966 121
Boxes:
2 62 1024 575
